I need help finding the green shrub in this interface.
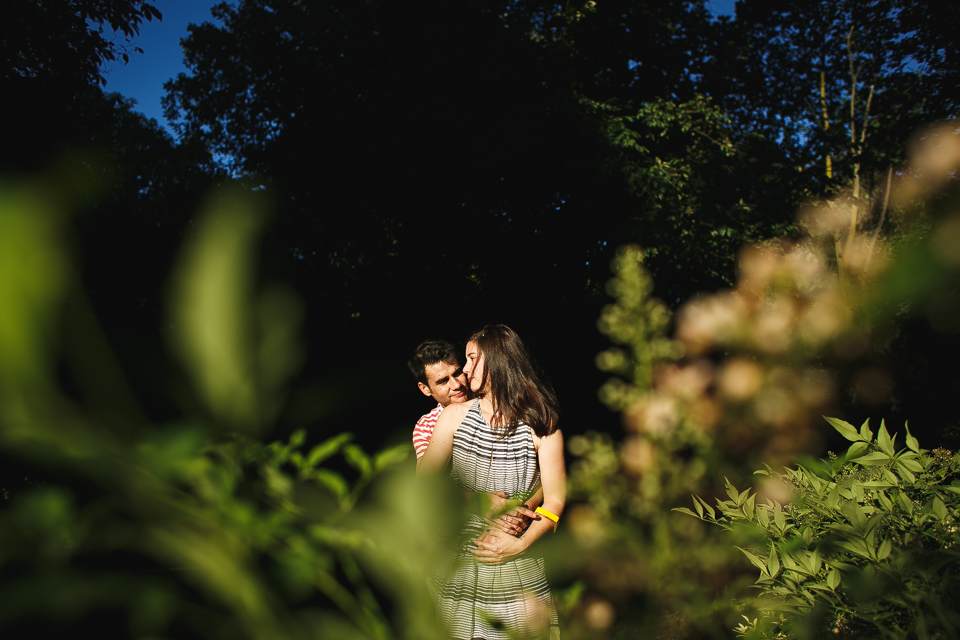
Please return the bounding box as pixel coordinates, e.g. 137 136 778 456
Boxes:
0 179 455 639
677 417 960 639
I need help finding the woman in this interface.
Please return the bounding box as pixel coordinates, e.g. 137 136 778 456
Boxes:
419 324 566 640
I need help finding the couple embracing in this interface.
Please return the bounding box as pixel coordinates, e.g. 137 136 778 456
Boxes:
408 324 565 640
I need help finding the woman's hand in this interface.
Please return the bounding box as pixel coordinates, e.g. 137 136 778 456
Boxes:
469 529 529 564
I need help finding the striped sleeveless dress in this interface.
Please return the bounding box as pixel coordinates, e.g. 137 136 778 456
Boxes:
434 399 559 639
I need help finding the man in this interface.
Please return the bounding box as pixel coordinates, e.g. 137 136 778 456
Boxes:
407 339 470 464
408 339 540 535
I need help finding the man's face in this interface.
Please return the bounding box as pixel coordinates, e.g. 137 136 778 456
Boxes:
419 360 468 407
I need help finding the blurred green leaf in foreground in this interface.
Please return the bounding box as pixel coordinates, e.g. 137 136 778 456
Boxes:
0 176 461 639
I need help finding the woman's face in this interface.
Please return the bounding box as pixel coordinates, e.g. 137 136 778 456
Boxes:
464 341 487 394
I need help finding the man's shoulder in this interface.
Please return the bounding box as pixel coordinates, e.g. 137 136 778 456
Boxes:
415 403 444 427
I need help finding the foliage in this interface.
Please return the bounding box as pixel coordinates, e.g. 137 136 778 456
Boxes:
4 3 960 638
0 177 459 639
580 94 774 295
596 245 682 408
4 0 161 86
562 120 960 638
162 0 627 361
707 0 959 195
677 417 960 639
162 0 792 323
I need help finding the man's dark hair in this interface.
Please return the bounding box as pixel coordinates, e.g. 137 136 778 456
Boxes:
408 340 460 385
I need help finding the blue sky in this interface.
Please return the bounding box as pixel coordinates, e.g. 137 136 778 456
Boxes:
103 0 737 136
101 1 223 133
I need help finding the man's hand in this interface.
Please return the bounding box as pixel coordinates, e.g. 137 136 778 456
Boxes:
484 491 540 537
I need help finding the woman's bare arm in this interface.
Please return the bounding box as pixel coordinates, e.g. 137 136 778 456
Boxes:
417 402 469 474
471 428 566 563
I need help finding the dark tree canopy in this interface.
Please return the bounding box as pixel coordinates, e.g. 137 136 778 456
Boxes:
164 0 768 315
3 0 161 86
4 0 165 172
155 2 827 436
4 0 222 425
5 0 957 444
703 0 960 196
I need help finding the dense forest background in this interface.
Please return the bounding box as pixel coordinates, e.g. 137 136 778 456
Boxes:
2 1 959 637
6 0 959 447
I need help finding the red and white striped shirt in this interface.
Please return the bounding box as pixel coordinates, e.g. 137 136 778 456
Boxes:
413 403 444 460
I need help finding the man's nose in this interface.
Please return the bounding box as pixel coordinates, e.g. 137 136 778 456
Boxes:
450 375 463 389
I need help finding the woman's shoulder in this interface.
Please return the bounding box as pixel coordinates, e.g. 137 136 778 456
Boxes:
532 423 563 449
438 399 473 422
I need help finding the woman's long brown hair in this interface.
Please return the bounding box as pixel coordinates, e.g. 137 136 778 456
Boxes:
469 324 559 438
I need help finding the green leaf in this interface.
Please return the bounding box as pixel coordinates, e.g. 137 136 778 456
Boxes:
725 477 739 502
854 452 891 467
932 496 948 521
803 550 821 576
841 500 867 531
877 421 895 456
895 464 916 483
263 465 293 499
673 507 700 519
167 192 264 433
314 469 349 502
852 484 865 503
736 547 768 573
826 484 841 510
781 553 804 576
767 545 781 577
826 569 840 590
774 506 786 532
846 441 870 460
866 528 878 558
691 496 703 518
865 513 885 537
834 540 871 559
373 443 411 472
305 433 352 470
877 538 892 560
756 505 770 528
343 444 372 477
877 490 893 511
289 451 303 469
859 419 874 442
898 492 914 514
289 429 306 449
905 423 920 453
881 468 900 485
898 457 923 473
825 417 862 442
697 496 716 520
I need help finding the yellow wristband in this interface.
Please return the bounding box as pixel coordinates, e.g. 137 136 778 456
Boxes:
535 507 560 523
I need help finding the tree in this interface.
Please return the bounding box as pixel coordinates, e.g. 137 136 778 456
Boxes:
4 0 163 171
705 0 958 196
3 0 161 86
167 1 787 319
3 0 222 425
